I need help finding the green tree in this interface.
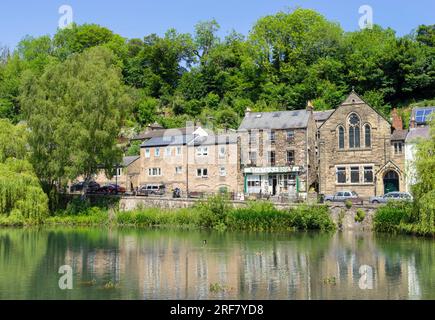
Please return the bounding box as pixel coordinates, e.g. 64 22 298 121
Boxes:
0 119 48 222
412 119 435 230
20 47 131 196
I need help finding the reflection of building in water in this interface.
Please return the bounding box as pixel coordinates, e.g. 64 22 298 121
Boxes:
62 231 427 300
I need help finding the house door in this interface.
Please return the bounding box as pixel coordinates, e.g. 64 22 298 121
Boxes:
271 175 278 195
384 170 399 194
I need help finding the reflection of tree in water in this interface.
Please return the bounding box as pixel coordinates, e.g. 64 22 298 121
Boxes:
0 229 48 299
0 228 434 299
375 234 435 299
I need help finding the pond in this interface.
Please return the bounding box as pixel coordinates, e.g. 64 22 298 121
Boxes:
0 227 433 300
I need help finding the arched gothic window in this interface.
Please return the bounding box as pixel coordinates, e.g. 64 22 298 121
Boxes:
364 124 371 148
338 126 345 149
349 113 360 148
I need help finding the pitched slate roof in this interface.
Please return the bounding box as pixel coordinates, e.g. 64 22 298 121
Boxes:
192 134 238 146
141 135 190 147
122 156 140 167
406 127 430 142
391 129 409 141
132 127 192 141
142 133 238 148
238 110 310 131
313 110 334 122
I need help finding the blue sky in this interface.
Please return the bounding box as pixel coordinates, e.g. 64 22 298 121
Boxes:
0 0 434 50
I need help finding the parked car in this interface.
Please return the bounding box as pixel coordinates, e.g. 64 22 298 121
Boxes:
94 184 126 195
137 184 166 196
369 192 413 204
324 191 363 204
70 181 85 192
72 181 100 193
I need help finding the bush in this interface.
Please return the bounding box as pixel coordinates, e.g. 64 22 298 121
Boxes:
196 194 231 229
345 200 353 209
288 205 336 231
355 209 366 223
226 201 294 231
373 201 413 233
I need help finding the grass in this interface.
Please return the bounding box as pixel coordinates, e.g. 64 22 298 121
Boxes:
373 201 435 237
2 195 336 232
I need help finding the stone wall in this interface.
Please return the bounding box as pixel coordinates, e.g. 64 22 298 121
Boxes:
119 196 377 230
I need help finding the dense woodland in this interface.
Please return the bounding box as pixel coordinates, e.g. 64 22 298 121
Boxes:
1 9 434 130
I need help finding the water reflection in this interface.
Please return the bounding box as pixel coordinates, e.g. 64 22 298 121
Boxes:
0 228 433 300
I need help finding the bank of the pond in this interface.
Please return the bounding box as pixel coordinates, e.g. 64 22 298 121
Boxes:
373 201 435 237
44 201 336 232
1 196 433 237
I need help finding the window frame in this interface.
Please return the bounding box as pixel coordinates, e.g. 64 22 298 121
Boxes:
145 148 151 158
364 124 371 148
348 113 361 149
338 126 345 149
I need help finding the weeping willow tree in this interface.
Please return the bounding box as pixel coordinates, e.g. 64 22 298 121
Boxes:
0 119 48 224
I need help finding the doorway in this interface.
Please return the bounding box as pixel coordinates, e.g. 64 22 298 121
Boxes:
270 175 278 195
383 170 399 194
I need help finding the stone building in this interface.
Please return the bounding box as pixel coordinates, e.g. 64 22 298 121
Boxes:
138 128 241 196
83 156 141 192
405 106 434 192
318 91 406 198
237 106 317 198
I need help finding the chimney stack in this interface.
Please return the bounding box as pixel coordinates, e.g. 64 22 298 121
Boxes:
410 116 416 129
306 100 314 112
391 108 403 130
245 107 252 117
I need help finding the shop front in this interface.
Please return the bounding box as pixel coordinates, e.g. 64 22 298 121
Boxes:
244 166 303 197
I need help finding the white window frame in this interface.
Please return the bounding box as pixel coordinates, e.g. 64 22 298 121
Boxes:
219 167 227 177
155 148 160 157
115 167 123 177
196 168 208 178
219 146 226 158
145 148 151 158
148 168 162 176
175 166 183 174
165 147 171 157
196 146 209 157
176 146 182 156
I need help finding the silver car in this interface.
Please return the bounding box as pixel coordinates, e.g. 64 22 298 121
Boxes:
369 192 413 204
324 191 363 204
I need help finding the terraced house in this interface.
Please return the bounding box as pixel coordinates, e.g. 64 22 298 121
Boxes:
237 106 317 199
139 126 241 196
318 91 406 198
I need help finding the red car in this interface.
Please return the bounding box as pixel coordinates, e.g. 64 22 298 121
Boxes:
96 184 126 195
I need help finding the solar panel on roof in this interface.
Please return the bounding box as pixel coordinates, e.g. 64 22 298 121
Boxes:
415 108 434 123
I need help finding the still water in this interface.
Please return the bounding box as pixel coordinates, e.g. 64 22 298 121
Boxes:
0 227 433 300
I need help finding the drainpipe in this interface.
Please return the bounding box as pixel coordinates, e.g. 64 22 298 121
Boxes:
186 142 189 197
305 127 309 202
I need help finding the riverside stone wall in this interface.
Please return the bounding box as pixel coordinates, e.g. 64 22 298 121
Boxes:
119 196 378 230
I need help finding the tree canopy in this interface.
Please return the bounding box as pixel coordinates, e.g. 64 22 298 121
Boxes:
20 47 131 192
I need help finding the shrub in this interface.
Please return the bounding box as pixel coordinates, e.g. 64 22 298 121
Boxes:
226 201 293 231
355 209 366 223
196 194 231 229
288 205 336 231
345 200 353 209
373 201 413 233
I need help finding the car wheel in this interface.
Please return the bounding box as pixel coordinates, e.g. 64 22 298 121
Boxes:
372 200 379 204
